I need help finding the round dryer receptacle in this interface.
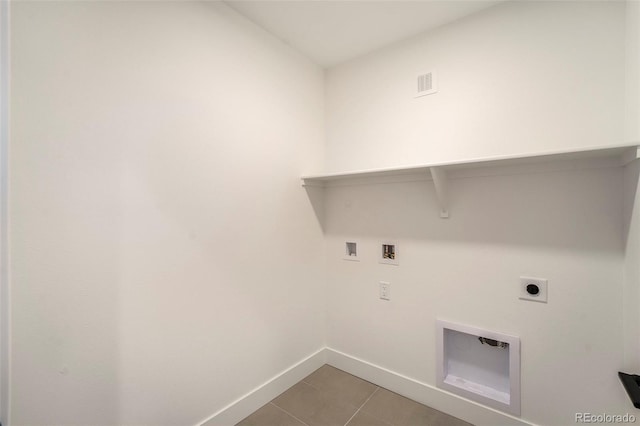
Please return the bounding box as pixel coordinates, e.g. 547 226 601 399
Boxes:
526 284 540 296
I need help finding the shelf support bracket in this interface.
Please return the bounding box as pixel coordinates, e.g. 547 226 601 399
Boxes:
430 166 449 219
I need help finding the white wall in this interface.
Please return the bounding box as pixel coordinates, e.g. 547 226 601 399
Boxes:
623 0 640 376
623 159 640 373
7 1 637 425
324 166 628 426
9 2 325 425
0 0 9 423
324 1 632 425
626 0 640 144
325 1 625 173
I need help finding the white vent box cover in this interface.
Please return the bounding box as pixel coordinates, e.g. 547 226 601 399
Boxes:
416 71 437 97
436 319 520 416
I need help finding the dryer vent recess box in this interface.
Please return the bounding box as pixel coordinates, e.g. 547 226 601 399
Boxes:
436 320 521 416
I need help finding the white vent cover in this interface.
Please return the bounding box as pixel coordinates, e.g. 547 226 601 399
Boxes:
416 71 437 97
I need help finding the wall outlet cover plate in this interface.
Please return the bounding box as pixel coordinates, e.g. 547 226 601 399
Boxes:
379 281 390 301
519 276 548 303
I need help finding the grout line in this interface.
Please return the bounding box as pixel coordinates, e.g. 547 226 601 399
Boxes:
343 387 379 426
269 402 311 426
301 379 322 392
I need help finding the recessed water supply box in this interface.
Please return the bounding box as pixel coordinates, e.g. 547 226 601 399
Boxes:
343 241 360 261
436 320 521 416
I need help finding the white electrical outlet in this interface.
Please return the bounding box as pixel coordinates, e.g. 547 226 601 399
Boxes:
380 281 390 301
519 276 548 303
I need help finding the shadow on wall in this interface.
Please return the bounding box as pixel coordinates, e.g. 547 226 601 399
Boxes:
321 167 626 254
623 160 640 248
305 185 326 233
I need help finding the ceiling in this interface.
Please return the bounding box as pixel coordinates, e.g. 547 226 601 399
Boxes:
224 1 502 67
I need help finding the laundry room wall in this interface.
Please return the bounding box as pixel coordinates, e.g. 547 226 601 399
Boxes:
323 2 633 425
9 2 326 425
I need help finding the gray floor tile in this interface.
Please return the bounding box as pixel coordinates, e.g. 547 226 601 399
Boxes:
236 402 306 426
360 388 472 426
272 381 359 426
303 365 378 408
427 409 474 426
239 365 474 426
346 410 393 426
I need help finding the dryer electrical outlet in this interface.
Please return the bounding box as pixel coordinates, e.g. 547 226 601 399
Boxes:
519 276 548 303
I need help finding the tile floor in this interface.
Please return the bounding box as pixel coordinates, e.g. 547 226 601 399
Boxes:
236 365 474 426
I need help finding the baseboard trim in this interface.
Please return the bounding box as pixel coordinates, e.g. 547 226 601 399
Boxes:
325 347 535 426
196 347 535 426
196 348 326 426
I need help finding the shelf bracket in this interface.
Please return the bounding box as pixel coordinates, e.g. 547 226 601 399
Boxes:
430 166 449 218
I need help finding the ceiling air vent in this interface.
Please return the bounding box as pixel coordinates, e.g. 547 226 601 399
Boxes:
416 71 437 97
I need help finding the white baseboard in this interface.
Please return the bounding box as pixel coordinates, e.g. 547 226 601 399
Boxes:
196 348 326 426
325 347 535 426
196 347 535 426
